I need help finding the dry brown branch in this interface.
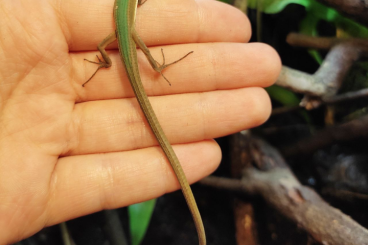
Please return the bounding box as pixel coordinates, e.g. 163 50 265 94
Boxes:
281 115 368 157
277 35 368 98
286 33 337 49
234 200 258 245
229 131 259 245
201 135 368 245
316 0 368 27
286 33 368 53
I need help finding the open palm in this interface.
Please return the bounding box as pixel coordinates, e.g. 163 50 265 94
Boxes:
0 0 280 243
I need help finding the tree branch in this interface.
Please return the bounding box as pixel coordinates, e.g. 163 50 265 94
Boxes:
277 34 368 99
201 136 368 245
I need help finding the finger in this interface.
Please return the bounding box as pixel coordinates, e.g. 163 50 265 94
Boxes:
47 140 220 225
63 0 250 51
67 87 270 155
74 42 280 101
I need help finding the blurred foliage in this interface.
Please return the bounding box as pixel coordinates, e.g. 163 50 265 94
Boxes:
266 86 300 106
248 0 368 63
128 199 156 245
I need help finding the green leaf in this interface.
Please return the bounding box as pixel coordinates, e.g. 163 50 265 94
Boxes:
304 0 338 21
266 85 311 123
266 85 300 106
129 199 156 245
264 0 310 14
248 0 368 38
335 15 368 38
247 0 310 13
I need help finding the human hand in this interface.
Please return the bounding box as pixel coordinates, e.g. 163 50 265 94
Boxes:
0 0 280 243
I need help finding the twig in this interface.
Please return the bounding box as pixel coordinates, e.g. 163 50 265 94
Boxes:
60 222 74 245
272 105 301 115
286 33 368 52
323 88 368 104
272 88 368 115
281 115 368 157
286 33 337 49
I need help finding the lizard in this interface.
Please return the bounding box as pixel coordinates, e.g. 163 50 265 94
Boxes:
82 0 206 244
